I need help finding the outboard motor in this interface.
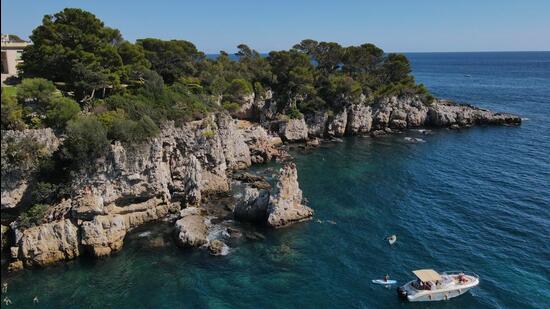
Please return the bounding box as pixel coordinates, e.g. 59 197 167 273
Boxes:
397 286 408 300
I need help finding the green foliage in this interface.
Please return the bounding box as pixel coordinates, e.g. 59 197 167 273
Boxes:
137 38 204 84
1 91 26 130
16 78 56 107
63 115 110 162
202 130 216 139
18 204 49 229
222 102 241 112
30 182 58 205
1 136 49 172
20 8 124 101
225 78 252 100
286 106 303 119
45 96 81 129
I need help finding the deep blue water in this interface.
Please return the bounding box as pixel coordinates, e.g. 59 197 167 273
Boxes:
2 52 550 308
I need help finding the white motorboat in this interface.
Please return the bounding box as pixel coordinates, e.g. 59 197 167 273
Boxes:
397 269 479 302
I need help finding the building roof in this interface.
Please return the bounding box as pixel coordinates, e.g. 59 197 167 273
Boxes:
413 269 442 282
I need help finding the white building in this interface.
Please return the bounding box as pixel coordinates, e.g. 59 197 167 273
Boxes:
1 34 30 83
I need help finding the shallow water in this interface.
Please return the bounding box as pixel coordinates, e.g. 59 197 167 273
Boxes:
2 52 549 308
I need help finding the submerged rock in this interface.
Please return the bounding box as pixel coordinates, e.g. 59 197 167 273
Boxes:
208 239 229 256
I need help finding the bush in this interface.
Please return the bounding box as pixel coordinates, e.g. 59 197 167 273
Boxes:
30 182 58 205
45 96 81 129
222 101 241 112
225 78 252 99
108 115 159 143
1 136 49 171
202 130 216 139
1 91 26 130
64 116 110 162
287 106 303 119
18 204 49 229
16 78 57 106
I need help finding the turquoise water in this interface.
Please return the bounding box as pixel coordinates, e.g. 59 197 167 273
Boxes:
2 52 550 308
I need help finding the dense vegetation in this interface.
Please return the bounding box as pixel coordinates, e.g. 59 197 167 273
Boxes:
3 8 433 159
1 8 434 227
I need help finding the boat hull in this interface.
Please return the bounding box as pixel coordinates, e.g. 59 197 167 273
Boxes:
397 273 479 302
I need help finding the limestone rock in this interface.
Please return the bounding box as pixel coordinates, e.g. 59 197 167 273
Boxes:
174 214 208 247
208 239 229 256
267 163 313 227
13 219 79 267
233 183 270 222
327 109 348 137
346 104 372 135
216 113 252 170
305 111 329 137
80 215 127 257
278 118 308 141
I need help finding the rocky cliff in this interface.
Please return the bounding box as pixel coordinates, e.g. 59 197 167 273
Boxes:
1 95 521 270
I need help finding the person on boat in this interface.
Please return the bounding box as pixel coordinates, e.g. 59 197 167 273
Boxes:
384 274 390 282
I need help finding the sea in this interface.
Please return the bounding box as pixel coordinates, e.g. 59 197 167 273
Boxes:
2 52 549 308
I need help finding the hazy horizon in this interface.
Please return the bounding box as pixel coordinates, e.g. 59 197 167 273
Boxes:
2 0 550 54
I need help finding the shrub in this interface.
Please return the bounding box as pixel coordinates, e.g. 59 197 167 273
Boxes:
202 130 216 139
18 204 49 229
225 78 252 99
45 96 81 129
1 136 49 172
286 106 304 119
222 101 241 112
64 116 109 162
1 91 26 130
108 115 159 143
30 182 57 205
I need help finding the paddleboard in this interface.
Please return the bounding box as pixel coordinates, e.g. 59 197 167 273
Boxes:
372 279 397 285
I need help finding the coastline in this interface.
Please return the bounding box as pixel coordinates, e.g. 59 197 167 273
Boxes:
0 95 521 271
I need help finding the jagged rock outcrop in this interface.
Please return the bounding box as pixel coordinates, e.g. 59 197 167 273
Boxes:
80 215 126 257
305 111 329 137
327 109 348 137
232 182 270 222
1 128 60 209
428 100 521 127
267 163 313 227
11 219 79 267
346 104 372 135
278 118 309 141
216 114 252 170
240 120 281 164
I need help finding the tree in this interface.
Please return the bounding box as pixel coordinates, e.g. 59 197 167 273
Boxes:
137 38 205 84
382 53 412 84
342 43 384 77
20 8 124 101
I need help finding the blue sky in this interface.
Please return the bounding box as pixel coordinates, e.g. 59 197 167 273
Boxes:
2 0 549 53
